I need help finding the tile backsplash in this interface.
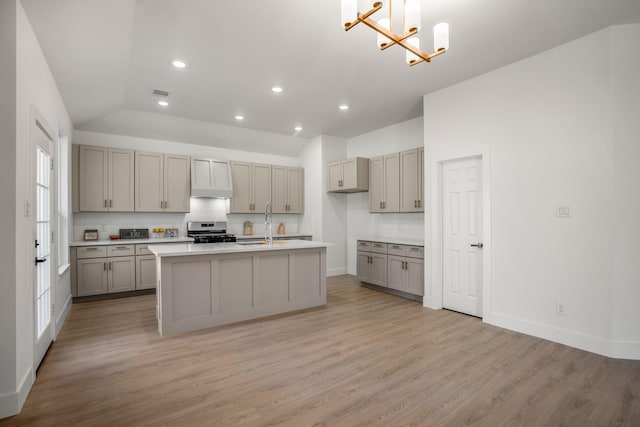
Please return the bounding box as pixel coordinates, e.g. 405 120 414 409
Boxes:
72 198 304 241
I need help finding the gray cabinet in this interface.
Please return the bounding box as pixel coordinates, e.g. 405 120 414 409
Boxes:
369 153 400 212
229 161 272 213
272 166 304 213
356 241 388 287
357 240 424 298
327 157 369 193
191 158 232 198
136 255 157 290
135 151 191 212
76 245 135 296
78 145 134 212
399 148 424 212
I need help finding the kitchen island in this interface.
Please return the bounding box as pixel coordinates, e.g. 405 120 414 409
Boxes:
150 240 329 335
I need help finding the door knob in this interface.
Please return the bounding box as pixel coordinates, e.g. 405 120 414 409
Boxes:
470 243 484 248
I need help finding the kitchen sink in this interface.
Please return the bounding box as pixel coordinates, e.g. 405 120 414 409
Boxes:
236 240 288 246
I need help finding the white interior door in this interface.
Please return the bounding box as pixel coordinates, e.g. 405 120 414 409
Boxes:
442 157 483 317
34 117 54 370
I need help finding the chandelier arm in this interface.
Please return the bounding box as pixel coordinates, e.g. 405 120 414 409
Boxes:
344 4 382 31
358 15 438 62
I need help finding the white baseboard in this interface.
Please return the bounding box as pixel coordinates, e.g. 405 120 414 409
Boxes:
0 368 33 420
327 267 348 277
484 312 640 360
55 294 72 337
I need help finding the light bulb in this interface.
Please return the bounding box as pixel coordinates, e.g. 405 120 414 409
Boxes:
377 17 391 48
404 0 421 33
341 0 358 28
434 23 450 52
406 37 420 65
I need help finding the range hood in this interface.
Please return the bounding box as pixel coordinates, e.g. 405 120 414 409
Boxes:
191 158 233 198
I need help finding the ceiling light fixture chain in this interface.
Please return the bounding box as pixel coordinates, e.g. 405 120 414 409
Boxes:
341 0 449 66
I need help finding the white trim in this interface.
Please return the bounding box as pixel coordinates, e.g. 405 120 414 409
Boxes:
327 267 348 277
610 341 640 360
424 148 492 319
57 263 70 277
55 293 72 338
0 368 33 419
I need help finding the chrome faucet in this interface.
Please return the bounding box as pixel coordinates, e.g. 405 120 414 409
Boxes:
264 202 273 246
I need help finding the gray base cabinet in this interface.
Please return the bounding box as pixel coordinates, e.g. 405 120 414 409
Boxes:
357 240 424 298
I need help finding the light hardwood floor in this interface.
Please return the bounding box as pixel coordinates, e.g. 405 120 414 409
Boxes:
2 275 639 426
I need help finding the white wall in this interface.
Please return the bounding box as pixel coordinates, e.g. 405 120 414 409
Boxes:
345 117 425 274
423 25 640 359
1 1 74 418
610 24 640 356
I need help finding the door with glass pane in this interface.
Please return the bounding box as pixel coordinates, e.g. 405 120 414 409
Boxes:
34 116 54 370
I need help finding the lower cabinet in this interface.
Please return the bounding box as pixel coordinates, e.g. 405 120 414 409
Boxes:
357 240 424 299
136 255 157 290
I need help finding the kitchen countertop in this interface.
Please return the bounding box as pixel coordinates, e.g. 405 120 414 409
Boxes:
236 233 312 240
356 237 424 246
70 237 194 247
150 239 330 257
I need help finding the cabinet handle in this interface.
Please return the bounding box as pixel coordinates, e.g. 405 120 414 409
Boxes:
379 202 382 209
104 200 107 208
115 246 127 250
86 247 99 251
418 200 421 208
109 199 113 208
103 262 107 271
109 262 112 270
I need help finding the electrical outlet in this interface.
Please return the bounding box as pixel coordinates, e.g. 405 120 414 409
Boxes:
556 303 566 316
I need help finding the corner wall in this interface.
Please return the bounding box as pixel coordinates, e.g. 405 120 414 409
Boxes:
423 25 640 359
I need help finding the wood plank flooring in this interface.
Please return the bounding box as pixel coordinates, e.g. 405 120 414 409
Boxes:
2 275 639 426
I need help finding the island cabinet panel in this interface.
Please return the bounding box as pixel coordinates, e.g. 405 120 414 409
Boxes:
255 254 290 308
218 257 254 313
170 260 213 322
156 247 327 336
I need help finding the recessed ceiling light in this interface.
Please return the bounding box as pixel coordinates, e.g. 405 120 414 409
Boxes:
339 104 349 111
294 126 302 132
272 86 283 93
172 60 187 68
234 115 245 121
158 100 169 106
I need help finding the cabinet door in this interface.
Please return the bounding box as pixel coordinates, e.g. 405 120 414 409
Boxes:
418 147 424 212
136 255 157 290
108 148 134 211
77 258 108 296
230 161 252 213
341 159 358 189
384 153 400 212
253 163 272 213
287 167 303 213
108 256 136 293
400 148 419 212
370 254 388 287
271 165 288 214
387 255 406 291
369 156 384 212
164 154 190 212
135 151 164 212
357 252 371 283
327 161 342 192
406 257 424 296
79 145 108 211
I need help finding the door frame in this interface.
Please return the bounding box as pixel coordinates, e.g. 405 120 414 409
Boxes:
425 148 492 321
31 105 56 370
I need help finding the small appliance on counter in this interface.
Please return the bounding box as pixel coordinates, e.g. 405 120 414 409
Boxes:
187 221 236 244
278 223 285 235
243 221 253 236
119 228 150 240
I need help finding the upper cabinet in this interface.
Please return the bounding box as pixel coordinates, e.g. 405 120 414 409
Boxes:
135 151 191 212
327 157 369 193
78 145 134 212
399 148 424 212
191 158 233 198
272 166 304 214
369 153 400 213
229 161 272 214
369 148 423 213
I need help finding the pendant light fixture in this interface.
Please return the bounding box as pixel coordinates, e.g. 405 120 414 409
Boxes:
341 0 449 66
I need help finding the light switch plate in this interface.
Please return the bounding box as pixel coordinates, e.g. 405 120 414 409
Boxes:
556 206 571 217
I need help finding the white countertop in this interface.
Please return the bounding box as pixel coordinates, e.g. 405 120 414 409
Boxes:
356 237 424 246
70 237 194 247
236 233 312 240
150 239 330 257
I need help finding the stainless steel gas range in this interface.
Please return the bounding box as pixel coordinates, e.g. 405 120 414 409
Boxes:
187 221 236 244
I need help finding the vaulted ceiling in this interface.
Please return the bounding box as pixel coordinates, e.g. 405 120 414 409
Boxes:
21 0 640 156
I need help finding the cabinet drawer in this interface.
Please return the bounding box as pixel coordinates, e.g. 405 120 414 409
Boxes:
135 244 153 255
387 244 407 257
369 242 388 254
76 246 107 259
107 244 135 257
406 246 424 259
357 240 372 251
